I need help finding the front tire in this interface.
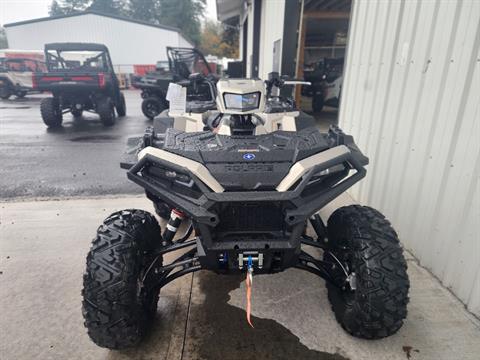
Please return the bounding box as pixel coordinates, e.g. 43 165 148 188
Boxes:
97 97 116 126
82 209 162 349
325 205 409 339
141 96 165 120
40 97 63 128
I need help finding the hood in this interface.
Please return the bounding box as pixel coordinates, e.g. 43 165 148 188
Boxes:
161 128 331 191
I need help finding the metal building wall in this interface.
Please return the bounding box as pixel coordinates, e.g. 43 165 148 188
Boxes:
5 14 192 71
339 0 480 316
259 0 285 80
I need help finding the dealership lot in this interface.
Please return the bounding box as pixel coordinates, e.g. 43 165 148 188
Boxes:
1 93 480 360
0 91 145 199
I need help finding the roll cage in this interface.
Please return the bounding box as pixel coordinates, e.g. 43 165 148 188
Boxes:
44 43 114 73
167 47 213 79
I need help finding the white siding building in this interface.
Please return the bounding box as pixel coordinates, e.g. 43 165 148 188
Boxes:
4 11 193 73
217 0 480 317
340 0 480 317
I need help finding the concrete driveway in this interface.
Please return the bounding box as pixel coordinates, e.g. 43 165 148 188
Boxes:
1 196 479 360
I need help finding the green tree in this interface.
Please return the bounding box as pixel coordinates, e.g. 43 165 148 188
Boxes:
49 0 126 16
199 20 239 58
48 0 207 46
0 27 8 49
158 0 206 45
129 0 160 24
221 23 239 58
49 0 89 15
49 0 66 15
89 0 127 15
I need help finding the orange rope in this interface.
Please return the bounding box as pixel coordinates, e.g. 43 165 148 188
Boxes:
246 270 254 328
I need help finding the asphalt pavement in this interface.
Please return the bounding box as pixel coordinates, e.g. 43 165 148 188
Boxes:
0 90 147 199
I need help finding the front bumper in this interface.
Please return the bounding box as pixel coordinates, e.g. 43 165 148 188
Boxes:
124 127 368 272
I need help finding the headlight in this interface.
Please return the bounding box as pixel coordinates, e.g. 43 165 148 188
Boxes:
223 92 260 111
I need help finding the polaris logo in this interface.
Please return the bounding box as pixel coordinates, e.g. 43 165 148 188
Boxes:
243 153 256 160
225 164 274 172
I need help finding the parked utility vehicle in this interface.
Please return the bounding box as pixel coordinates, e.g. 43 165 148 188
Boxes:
311 58 344 113
0 57 46 99
33 43 126 127
133 47 215 120
82 72 410 349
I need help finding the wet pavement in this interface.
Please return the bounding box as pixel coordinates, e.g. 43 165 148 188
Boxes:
0 91 148 199
0 91 339 199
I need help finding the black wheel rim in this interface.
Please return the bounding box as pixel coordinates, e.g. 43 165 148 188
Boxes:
145 101 160 118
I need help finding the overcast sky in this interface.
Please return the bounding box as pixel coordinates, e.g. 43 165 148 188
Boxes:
0 0 217 26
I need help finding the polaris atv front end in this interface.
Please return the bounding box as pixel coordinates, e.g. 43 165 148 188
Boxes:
82 73 409 350
123 125 367 276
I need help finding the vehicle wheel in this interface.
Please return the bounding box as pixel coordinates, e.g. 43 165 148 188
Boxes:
40 97 63 128
71 108 83 118
116 92 126 117
312 93 324 113
0 87 12 100
97 97 116 126
324 205 409 339
15 91 27 98
82 209 162 349
142 97 165 120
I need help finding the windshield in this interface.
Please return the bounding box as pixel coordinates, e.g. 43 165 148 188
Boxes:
0 58 46 72
46 50 109 72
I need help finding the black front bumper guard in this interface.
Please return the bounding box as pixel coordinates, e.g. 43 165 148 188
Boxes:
126 144 367 227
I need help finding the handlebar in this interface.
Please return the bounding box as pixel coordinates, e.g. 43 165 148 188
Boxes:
265 72 310 97
283 80 311 86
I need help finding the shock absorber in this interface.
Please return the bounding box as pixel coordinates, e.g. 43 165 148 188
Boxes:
162 209 185 246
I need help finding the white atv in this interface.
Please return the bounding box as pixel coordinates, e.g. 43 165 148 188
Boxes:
82 72 410 349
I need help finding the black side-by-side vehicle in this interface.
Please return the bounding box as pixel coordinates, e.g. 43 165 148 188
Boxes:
33 43 126 128
133 47 216 120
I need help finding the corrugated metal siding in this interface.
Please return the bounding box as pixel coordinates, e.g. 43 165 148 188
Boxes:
5 14 192 66
259 0 285 79
340 0 480 315
339 0 480 316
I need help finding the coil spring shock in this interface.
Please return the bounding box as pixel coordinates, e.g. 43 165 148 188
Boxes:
161 209 185 246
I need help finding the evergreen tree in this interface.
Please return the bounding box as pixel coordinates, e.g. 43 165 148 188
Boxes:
129 0 160 24
48 0 208 47
158 0 206 45
89 0 127 15
49 0 89 15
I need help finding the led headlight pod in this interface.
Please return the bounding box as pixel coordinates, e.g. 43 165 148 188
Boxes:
223 92 260 111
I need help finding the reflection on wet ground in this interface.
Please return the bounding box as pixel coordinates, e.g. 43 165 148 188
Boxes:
183 272 348 360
